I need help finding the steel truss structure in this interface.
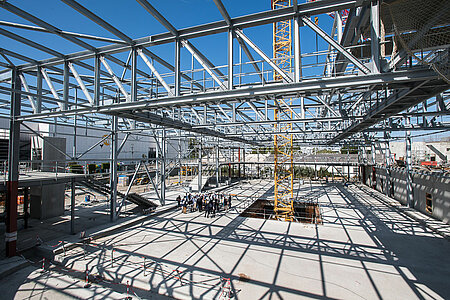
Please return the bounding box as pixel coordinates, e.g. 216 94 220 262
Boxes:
0 0 449 256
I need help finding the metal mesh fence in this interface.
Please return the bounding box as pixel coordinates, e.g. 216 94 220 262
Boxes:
381 0 450 82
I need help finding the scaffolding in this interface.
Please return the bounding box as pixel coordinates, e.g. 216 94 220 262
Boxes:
272 0 294 221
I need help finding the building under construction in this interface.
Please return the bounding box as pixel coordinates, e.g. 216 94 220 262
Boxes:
0 0 449 299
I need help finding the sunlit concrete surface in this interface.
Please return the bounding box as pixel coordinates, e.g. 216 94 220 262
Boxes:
1 180 449 299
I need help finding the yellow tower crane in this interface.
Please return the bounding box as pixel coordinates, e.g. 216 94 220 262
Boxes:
272 0 294 221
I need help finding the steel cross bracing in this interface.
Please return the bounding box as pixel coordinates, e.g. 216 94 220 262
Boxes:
0 0 448 147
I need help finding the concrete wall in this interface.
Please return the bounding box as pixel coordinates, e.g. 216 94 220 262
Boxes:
30 137 66 220
30 184 66 220
361 165 450 224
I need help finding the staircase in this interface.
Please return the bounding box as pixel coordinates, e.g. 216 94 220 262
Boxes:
80 177 158 210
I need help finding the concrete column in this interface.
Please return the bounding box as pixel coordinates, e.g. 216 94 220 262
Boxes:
110 115 118 222
405 117 413 208
6 68 21 257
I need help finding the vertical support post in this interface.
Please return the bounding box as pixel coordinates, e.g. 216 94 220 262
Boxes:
73 88 77 159
174 39 181 97
370 0 380 73
384 128 391 197
23 187 28 229
70 178 75 234
63 60 69 110
94 55 101 106
36 66 42 113
293 16 302 82
198 139 202 192
131 48 138 102
336 11 343 43
110 115 118 222
371 144 376 165
228 29 234 90
6 67 21 257
178 129 182 185
160 129 166 205
405 116 413 208
243 146 246 178
216 143 220 187
238 147 241 178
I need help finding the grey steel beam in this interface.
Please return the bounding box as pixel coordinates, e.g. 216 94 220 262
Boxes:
182 40 227 90
16 68 440 121
18 74 37 112
213 0 232 27
235 29 292 83
61 0 134 44
14 0 364 70
301 16 370 75
138 49 174 96
0 20 126 44
99 56 131 102
1 2 96 51
136 0 178 36
68 62 94 105
235 35 265 83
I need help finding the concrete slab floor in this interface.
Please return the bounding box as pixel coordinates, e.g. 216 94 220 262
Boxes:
1 180 449 299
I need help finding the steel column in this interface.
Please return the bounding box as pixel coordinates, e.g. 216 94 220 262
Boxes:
6 68 21 257
198 139 202 192
174 39 181 97
405 116 413 208
228 29 234 90
94 55 101 106
110 115 118 221
216 143 220 187
63 60 69 110
370 0 380 73
70 178 75 234
294 16 302 82
131 47 138 102
161 129 166 205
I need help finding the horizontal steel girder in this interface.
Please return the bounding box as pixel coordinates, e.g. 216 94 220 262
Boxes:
15 67 440 123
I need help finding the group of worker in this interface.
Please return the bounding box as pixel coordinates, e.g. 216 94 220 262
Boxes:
176 192 232 218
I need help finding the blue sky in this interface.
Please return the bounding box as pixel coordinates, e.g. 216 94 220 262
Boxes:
0 0 334 74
